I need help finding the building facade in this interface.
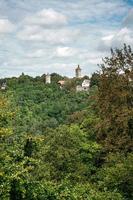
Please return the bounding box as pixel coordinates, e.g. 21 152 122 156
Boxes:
75 65 82 78
1 82 7 90
45 73 51 84
76 79 90 92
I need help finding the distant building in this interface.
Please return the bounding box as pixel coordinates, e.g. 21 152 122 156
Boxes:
58 80 66 89
76 79 90 92
44 65 91 93
45 73 51 84
75 65 82 78
1 82 7 90
82 79 90 91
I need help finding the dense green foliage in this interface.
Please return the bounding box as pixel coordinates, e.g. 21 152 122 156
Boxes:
0 45 133 199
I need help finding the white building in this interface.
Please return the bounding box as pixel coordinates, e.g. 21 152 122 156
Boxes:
58 80 66 89
45 73 51 84
76 79 90 92
82 79 90 91
1 82 7 90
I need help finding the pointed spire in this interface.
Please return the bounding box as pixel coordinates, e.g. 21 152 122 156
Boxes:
75 65 82 78
76 65 81 70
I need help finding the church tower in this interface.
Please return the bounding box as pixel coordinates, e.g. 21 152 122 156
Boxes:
45 73 51 84
75 65 82 78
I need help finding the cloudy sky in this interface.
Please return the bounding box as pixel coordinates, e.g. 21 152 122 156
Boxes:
0 0 133 78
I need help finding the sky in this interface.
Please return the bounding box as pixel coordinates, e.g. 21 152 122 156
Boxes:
0 0 133 78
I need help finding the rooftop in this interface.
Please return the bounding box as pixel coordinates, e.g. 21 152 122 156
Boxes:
76 65 81 70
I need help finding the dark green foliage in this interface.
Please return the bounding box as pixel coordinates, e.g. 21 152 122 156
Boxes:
90 72 100 87
24 138 34 157
6 79 89 134
51 73 65 83
9 179 23 200
0 44 133 199
43 125 101 181
97 153 133 200
97 44 133 153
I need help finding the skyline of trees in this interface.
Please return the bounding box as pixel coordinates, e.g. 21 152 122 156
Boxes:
0 44 132 200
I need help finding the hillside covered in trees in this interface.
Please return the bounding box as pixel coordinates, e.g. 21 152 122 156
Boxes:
0 45 133 200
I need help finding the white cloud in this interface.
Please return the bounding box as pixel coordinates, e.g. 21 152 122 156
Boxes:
17 8 79 44
100 27 133 50
7 58 31 66
17 26 80 44
26 49 45 58
79 51 104 65
55 46 77 57
62 0 128 22
24 8 67 27
98 7 133 51
0 0 132 78
116 28 133 44
102 34 114 42
0 19 15 33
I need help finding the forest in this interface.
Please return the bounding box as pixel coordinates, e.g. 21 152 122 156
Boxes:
0 44 133 200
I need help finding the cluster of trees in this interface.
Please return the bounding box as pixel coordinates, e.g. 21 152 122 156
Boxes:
0 44 133 199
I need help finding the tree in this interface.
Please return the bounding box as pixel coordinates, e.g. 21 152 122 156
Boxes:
90 72 100 87
24 138 34 157
51 73 64 83
97 44 133 153
43 125 101 182
97 153 133 200
9 179 23 200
